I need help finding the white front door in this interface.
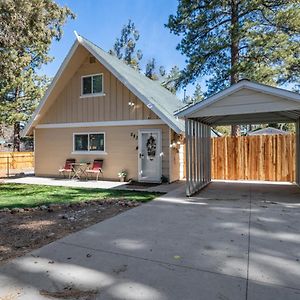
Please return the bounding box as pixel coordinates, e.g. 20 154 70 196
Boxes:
138 129 162 182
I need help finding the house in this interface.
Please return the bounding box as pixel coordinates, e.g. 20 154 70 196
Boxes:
247 126 290 136
210 128 223 137
22 33 185 183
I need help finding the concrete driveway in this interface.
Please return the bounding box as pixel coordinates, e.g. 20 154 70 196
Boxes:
0 181 300 300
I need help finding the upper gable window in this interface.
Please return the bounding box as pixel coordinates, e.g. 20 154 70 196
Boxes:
81 74 103 97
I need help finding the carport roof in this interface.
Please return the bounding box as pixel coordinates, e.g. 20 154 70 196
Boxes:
175 80 300 126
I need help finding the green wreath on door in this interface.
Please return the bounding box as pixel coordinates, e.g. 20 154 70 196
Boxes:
146 135 157 161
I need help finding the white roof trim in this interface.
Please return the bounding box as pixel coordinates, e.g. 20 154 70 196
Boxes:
175 80 300 118
22 40 80 137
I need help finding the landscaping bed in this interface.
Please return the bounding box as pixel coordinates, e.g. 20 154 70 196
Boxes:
0 184 160 264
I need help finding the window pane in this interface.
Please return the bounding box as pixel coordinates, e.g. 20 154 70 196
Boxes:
93 75 102 93
89 134 104 151
75 134 88 151
82 77 92 94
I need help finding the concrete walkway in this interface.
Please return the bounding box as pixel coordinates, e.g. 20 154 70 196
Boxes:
0 181 300 299
3 176 184 193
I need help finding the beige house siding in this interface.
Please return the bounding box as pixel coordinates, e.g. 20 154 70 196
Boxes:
169 148 180 182
40 55 158 125
35 124 170 181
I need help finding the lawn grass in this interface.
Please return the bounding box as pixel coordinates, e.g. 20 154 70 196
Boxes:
0 183 161 209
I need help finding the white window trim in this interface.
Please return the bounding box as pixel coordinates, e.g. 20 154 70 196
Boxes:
71 151 108 155
80 93 106 99
36 119 165 129
81 73 104 97
72 132 106 154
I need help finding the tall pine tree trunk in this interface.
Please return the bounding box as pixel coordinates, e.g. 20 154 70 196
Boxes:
230 0 240 136
13 88 21 152
13 121 21 152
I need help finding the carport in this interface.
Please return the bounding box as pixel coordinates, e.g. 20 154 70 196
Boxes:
175 80 300 196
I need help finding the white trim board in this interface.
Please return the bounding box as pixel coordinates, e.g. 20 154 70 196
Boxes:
36 119 165 129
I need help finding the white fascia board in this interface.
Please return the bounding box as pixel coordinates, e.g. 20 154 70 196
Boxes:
35 119 165 129
78 38 183 134
21 40 80 137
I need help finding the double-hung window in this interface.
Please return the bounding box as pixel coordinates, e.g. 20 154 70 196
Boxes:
81 74 103 96
73 133 105 153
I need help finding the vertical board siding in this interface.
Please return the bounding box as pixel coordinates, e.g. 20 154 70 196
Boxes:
168 128 181 183
211 135 296 182
40 56 158 124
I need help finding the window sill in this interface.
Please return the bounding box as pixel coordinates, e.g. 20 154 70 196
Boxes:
80 93 106 99
71 151 108 155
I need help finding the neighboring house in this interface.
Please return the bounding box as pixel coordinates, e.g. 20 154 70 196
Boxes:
22 33 185 183
0 137 5 151
247 127 290 136
211 128 223 137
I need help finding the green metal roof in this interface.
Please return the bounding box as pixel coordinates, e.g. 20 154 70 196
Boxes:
77 34 185 133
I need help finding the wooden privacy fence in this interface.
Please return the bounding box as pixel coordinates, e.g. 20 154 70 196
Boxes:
0 152 34 177
211 135 296 182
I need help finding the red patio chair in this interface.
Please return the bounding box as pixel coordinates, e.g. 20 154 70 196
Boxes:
59 158 76 179
86 159 103 181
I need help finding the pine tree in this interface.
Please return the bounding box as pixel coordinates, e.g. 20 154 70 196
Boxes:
182 83 204 105
145 58 159 80
167 0 300 135
161 66 181 94
192 83 204 103
109 20 143 70
111 20 181 95
0 0 74 150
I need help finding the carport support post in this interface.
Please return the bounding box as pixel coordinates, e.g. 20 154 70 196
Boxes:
202 124 205 184
185 118 191 196
192 120 196 190
296 119 300 186
197 121 201 189
194 120 198 188
207 125 211 182
185 118 212 196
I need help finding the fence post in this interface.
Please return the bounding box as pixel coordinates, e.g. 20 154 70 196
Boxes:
6 156 9 178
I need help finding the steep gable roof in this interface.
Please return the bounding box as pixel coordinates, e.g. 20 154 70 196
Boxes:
23 33 185 136
247 127 289 136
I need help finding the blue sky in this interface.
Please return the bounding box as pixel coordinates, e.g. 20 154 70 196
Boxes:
42 0 202 98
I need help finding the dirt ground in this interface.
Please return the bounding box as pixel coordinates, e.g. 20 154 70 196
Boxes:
0 200 138 265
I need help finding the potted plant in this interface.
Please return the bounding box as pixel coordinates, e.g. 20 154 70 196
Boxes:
118 170 127 182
